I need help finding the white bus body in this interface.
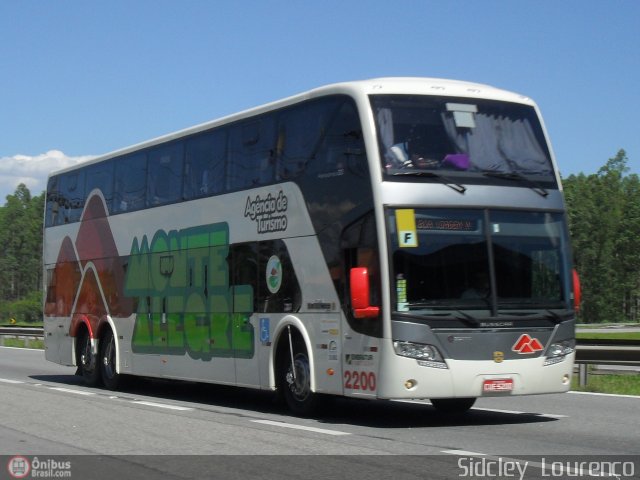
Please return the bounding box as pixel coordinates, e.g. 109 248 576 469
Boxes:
44 78 576 414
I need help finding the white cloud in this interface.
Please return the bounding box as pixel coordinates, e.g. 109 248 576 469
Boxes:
0 150 96 201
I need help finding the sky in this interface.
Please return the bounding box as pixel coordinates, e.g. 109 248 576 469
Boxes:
1 1 639 202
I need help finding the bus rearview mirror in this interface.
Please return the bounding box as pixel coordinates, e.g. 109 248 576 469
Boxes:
572 268 581 312
350 267 380 319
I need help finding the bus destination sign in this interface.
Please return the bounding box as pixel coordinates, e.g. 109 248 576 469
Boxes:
416 218 477 232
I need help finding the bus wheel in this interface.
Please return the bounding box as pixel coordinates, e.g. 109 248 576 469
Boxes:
77 330 100 387
99 328 121 390
430 397 476 414
279 341 321 416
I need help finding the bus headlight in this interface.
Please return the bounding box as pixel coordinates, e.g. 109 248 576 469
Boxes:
393 341 447 367
543 339 575 366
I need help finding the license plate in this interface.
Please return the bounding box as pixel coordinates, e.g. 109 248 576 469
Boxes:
483 379 514 393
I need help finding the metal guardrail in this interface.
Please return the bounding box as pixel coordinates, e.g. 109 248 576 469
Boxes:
0 326 44 347
575 339 640 365
575 340 640 386
0 327 44 336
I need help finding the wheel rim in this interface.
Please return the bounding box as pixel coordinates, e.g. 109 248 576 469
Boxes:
102 334 116 380
81 335 96 374
286 353 311 402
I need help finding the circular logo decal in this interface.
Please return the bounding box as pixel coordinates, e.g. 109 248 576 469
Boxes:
7 456 31 479
266 255 283 294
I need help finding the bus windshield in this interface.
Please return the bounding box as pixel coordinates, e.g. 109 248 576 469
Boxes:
389 208 570 315
371 95 556 186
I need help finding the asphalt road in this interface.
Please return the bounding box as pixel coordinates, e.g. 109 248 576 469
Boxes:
1 346 638 479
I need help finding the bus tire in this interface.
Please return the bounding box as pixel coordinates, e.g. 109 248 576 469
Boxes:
99 328 121 390
77 329 100 387
430 397 476 414
278 337 322 416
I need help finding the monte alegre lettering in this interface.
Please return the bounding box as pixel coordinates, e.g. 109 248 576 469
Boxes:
124 222 254 360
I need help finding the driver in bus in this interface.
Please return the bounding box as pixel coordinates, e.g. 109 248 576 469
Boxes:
461 271 490 299
390 125 442 169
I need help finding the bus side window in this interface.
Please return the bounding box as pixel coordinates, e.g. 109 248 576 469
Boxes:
85 160 114 214
114 153 147 213
230 243 258 312
184 129 227 199
46 176 61 227
257 241 302 313
147 142 184 207
55 172 85 224
228 115 276 191
317 101 364 175
276 100 335 180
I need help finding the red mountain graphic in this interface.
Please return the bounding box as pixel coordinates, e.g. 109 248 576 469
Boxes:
512 334 544 354
46 193 132 339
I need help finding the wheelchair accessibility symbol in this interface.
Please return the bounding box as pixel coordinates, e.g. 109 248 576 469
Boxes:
260 318 270 344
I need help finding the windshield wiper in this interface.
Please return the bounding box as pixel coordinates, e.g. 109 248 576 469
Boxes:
495 309 574 324
395 308 481 327
391 170 466 194
453 309 481 327
483 171 548 197
544 309 574 324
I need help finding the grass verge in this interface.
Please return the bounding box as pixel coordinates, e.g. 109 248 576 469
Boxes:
572 372 640 396
0 338 45 349
0 322 43 328
576 332 640 341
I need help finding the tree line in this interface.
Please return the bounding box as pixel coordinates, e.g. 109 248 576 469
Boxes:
0 185 44 323
0 150 638 324
563 150 640 323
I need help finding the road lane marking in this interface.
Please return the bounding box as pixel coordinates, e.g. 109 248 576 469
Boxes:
472 407 568 418
251 419 351 436
50 387 96 396
133 401 193 411
0 378 24 384
569 391 640 400
442 449 486 456
392 400 568 418
0 346 43 351
393 400 568 418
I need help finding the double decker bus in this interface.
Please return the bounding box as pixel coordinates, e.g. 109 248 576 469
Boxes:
43 78 578 415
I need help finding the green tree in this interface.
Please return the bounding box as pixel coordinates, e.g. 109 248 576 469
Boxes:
0 184 44 323
563 150 640 323
618 171 640 321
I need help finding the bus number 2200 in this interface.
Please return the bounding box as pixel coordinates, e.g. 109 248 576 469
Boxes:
344 371 376 391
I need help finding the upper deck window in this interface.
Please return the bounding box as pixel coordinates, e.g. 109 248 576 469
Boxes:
371 95 556 188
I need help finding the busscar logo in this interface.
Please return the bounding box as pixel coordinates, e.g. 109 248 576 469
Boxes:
512 334 544 354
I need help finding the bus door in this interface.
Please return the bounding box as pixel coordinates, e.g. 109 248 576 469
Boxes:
342 245 383 399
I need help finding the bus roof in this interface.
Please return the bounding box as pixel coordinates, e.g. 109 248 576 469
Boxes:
49 77 536 178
